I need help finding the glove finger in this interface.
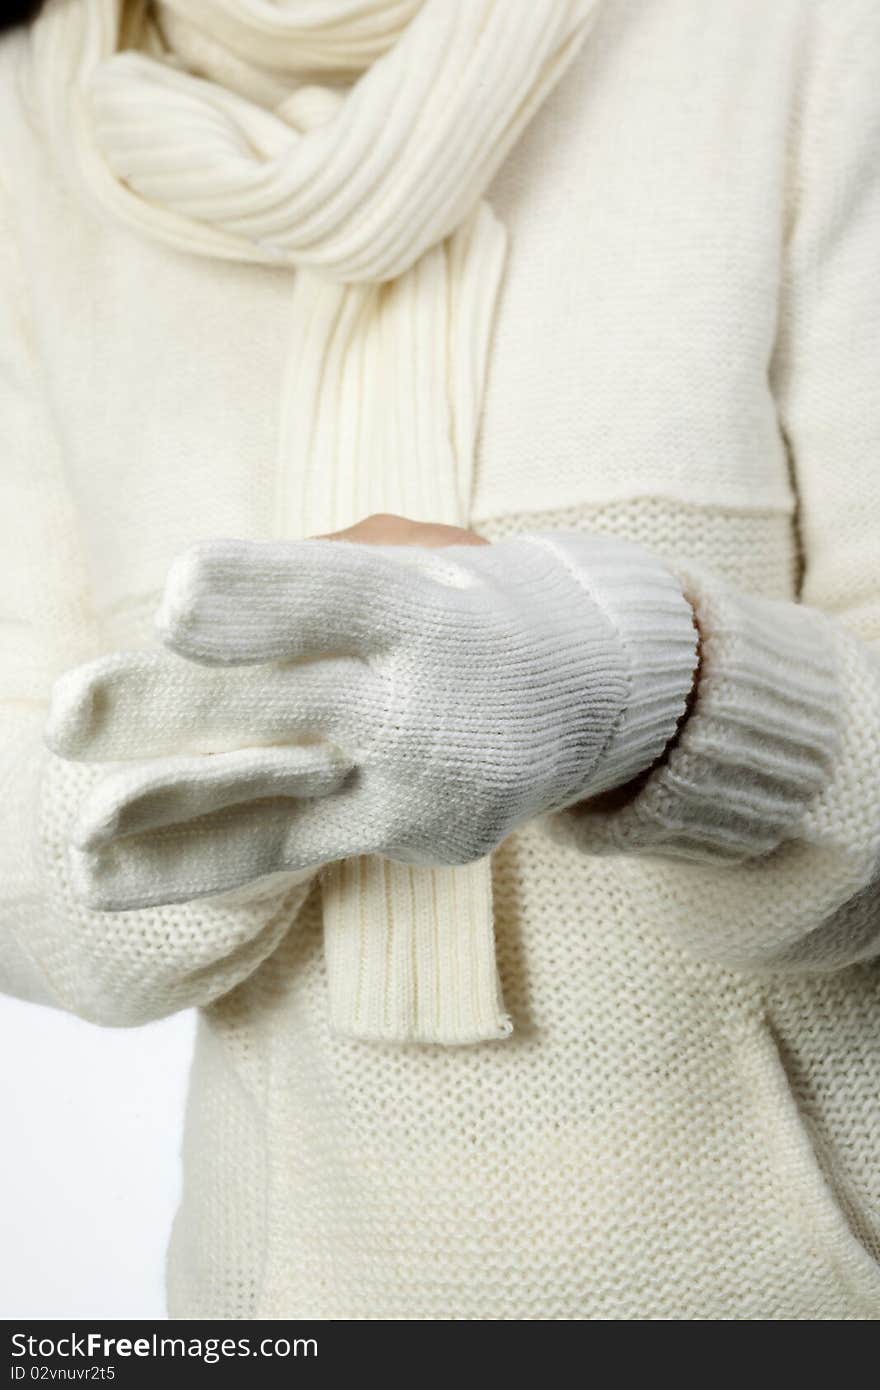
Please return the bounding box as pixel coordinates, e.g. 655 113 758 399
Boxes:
45 647 373 762
155 537 440 665
69 798 318 912
70 760 377 913
72 742 354 850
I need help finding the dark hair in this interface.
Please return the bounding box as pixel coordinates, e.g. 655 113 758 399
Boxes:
1 0 46 34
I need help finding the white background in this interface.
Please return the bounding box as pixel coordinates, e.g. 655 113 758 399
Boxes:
0 999 194 1319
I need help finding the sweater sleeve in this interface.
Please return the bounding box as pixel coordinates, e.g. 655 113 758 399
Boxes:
540 1 880 974
0 169 315 1027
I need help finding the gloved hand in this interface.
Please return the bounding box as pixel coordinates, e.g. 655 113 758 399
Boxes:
46 531 699 910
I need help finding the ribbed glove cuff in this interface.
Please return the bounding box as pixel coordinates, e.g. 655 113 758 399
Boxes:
543 564 841 862
524 531 700 806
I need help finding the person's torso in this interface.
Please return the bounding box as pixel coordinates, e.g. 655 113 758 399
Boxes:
5 0 880 1319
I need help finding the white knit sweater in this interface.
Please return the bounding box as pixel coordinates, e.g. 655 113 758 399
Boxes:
2 0 880 1319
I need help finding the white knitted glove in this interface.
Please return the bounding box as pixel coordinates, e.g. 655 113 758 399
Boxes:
46 532 699 910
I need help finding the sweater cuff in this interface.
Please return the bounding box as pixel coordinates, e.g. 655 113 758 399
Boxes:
540 564 842 863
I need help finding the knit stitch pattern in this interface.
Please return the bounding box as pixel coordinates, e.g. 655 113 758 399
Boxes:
2 0 880 1319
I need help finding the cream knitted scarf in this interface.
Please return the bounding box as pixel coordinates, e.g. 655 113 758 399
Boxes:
32 0 600 1044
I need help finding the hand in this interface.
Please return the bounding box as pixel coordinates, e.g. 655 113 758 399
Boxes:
46 518 697 910
312 512 489 549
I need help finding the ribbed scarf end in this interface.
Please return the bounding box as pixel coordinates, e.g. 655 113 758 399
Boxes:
321 854 512 1046
328 1014 515 1047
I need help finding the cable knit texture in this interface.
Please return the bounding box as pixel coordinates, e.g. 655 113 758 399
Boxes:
1 0 880 1318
